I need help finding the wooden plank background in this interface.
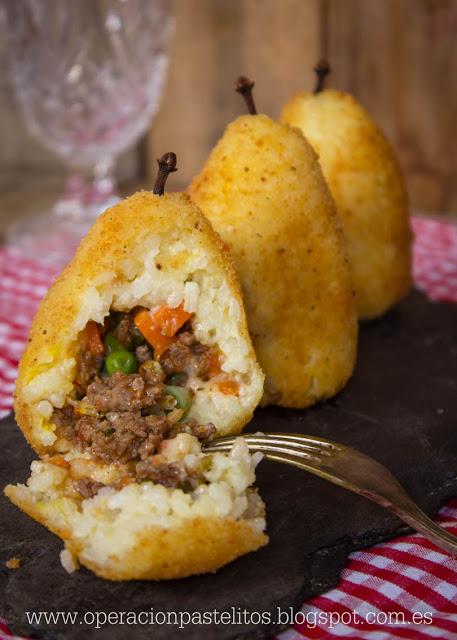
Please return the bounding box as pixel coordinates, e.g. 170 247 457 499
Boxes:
1 0 456 219
148 0 457 214
324 0 457 214
148 0 323 193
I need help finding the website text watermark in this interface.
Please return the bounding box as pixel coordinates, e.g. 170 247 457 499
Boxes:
25 607 434 630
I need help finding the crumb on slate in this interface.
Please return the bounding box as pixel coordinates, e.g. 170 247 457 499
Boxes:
5 556 21 569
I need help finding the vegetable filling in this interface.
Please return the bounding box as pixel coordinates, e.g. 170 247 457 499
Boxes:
51 304 240 495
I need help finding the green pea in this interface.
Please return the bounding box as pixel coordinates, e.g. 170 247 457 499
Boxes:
103 331 127 355
105 351 138 375
165 385 192 415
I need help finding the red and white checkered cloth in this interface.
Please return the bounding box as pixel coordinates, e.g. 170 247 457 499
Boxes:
1 215 457 639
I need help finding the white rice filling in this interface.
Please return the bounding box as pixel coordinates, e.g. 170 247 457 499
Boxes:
12 436 265 568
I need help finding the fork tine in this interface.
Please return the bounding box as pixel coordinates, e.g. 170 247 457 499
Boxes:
206 433 339 449
242 435 338 456
204 433 341 458
224 442 328 463
207 442 324 464
203 433 457 556
260 450 352 487
203 442 235 452
204 443 345 486
259 433 341 450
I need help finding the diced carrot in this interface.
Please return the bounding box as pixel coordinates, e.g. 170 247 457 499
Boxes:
86 321 104 356
134 309 174 357
152 304 193 337
134 304 193 358
217 379 240 396
49 456 70 470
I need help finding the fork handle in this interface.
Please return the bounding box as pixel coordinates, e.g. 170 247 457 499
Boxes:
380 500 457 556
264 452 457 557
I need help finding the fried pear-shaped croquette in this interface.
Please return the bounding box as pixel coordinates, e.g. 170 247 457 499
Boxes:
6 165 266 580
189 84 357 409
281 75 412 320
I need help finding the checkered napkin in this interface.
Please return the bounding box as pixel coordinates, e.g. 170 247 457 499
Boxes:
1 216 457 639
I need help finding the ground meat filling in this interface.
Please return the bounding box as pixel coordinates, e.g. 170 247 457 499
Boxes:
113 313 136 349
160 328 217 380
135 459 204 491
86 371 164 413
73 479 106 499
52 309 221 495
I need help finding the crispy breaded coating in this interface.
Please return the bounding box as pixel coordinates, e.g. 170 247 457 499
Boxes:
189 115 358 408
281 90 412 320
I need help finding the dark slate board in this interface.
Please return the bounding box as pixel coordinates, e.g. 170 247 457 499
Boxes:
1 290 457 640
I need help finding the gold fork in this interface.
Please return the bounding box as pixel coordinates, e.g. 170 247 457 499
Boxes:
203 432 457 556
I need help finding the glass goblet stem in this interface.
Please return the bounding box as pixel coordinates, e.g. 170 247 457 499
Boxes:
55 156 119 222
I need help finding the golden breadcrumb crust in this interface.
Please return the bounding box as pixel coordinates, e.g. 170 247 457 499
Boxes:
189 114 358 408
4 484 267 580
281 90 412 320
14 191 263 456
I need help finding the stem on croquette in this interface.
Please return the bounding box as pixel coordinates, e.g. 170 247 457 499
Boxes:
236 76 257 115
153 152 178 196
313 59 331 94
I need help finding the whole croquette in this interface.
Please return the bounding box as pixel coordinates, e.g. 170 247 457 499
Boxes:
281 89 412 320
6 191 267 580
189 114 358 408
